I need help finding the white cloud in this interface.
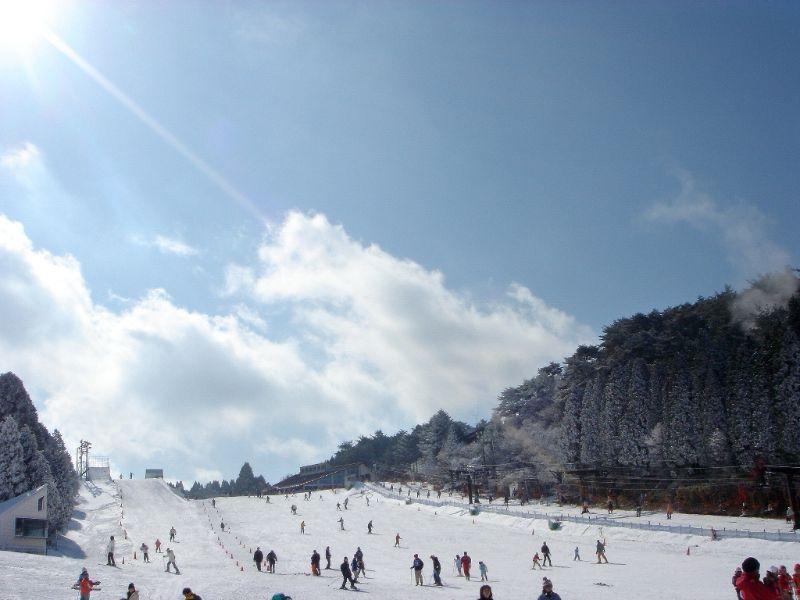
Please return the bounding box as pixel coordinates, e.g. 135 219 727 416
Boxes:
645 170 791 277
0 210 594 482
0 142 40 169
132 234 199 257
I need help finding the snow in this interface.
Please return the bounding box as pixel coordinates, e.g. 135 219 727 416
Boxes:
0 478 797 599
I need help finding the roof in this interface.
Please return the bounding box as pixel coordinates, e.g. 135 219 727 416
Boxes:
0 484 47 516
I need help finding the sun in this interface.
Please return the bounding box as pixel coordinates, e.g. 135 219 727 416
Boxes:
0 0 58 53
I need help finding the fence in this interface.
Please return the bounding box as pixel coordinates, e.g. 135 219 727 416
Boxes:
363 483 799 544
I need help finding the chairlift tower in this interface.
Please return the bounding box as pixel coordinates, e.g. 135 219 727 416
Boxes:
76 440 91 480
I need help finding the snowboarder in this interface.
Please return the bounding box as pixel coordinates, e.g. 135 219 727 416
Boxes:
340 557 358 590
300 520 305 534
165 547 180 574
395 533 401 547
537 579 562 600
266 550 277 573
573 546 580 561
338 516 345 530
411 554 424 586
124 582 139 600
181 587 201 599
169 526 176 542
430 555 442 586
367 520 373 534
75 568 99 600
325 546 332 569
479 560 488 581
461 552 472 580
541 542 552 566
596 539 608 564
254 547 264 571
106 535 116 566
311 550 321 575
155 538 162 553
140 542 150 563
532 553 542 569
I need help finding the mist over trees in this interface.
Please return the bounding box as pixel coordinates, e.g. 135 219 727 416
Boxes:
328 272 800 491
0 373 79 534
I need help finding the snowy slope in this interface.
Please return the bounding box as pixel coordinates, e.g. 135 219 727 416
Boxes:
0 479 797 599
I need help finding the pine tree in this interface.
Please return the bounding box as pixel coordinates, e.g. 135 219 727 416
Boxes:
0 416 27 501
579 374 604 464
600 366 627 462
44 429 79 532
618 359 650 465
663 371 700 465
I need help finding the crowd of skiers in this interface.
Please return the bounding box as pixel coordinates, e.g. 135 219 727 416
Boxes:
733 557 800 599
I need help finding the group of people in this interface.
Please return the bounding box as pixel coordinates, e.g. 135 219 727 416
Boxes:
73 568 200 600
733 558 800 599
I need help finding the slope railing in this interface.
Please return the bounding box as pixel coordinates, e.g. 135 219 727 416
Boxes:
362 482 799 543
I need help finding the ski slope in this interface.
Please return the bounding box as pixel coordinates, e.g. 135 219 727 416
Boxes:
0 478 797 599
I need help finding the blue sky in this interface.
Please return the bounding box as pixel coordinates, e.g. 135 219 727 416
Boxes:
0 1 798 483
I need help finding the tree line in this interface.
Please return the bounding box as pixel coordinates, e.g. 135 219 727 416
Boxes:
0 372 79 534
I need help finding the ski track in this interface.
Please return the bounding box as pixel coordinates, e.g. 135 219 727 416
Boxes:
0 479 798 599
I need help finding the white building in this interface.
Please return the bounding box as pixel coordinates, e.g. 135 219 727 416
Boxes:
0 484 48 555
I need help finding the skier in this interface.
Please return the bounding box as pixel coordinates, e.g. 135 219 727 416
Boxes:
75 567 99 600
541 542 552 566
106 535 116 566
291 505 297 515
181 587 202 600
607 498 614 514
351 556 360 581
155 538 162 553
666 502 674 520
124 582 139 600
311 550 321 575
165 547 180 574
355 546 363 562
254 547 264 571
337 502 342 511
211 499 215 508
581 501 589 514
339 517 345 530
340 556 358 590
537 579 562 600
461 552 472 580
169 526 177 542
356 556 366 579
266 550 277 573
395 533 401 547
367 520 373 534
366 496 370 507
430 555 442 586
411 554 424 586
140 542 150 563
573 546 580 561
596 539 608 564
479 560 488 581
325 546 332 569
532 553 542 569
636 503 642 517
344 498 349 510
301 520 305 534
786 506 794 524
220 520 225 531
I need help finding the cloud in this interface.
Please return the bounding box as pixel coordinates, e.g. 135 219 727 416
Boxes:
132 234 199 257
645 170 792 278
230 7 305 46
0 142 40 169
0 210 593 482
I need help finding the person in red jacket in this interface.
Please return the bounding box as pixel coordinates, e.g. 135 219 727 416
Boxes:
735 557 780 600
777 566 792 600
461 552 472 581
793 564 800 596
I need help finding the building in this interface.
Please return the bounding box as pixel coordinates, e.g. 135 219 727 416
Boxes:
274 462 372 492
145 469 164 479
87 456 111 481
0 484 48 555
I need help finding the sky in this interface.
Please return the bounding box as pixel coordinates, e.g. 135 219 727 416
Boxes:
0 1 798 484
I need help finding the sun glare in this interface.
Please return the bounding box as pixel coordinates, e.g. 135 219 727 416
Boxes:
0 0 57 53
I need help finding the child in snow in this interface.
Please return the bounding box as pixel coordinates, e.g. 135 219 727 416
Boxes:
478 561 488 581
106 535 116 566
532 553 542 569
182 587 202 600
478 584 493 599
155 538 162 553
169 526 176 541
537 579 562 600
75 568 98 600
455 555 462 576
395 533 401 547
139 542 149 562
124 582 139 600
165 548 180 574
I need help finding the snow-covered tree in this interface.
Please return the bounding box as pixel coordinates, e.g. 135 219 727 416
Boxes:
0 416 27 501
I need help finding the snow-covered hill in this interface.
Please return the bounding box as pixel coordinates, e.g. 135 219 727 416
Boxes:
0 478 797 599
